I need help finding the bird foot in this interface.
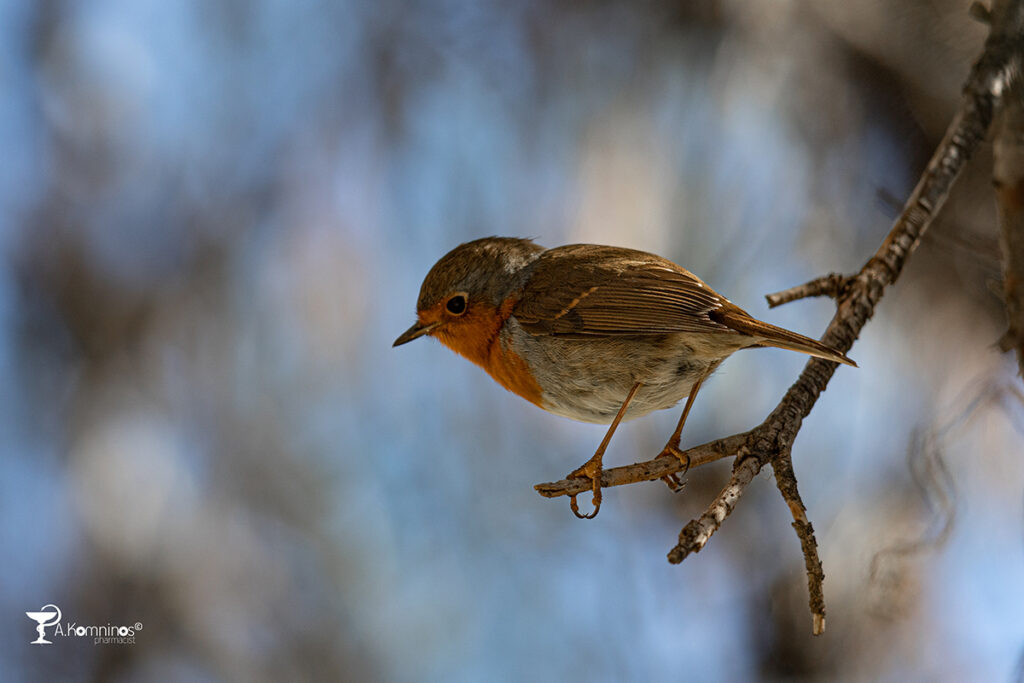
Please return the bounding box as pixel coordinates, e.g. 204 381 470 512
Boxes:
657 444 690 492
567 458 603 519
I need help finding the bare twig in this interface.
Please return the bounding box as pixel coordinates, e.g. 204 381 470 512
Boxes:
765 273 849 308
666 456 760 563
534 1 1024 633
771 453 827 635
534 433 748 498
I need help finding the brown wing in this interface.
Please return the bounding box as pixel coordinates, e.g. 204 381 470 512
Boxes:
512 244 736 337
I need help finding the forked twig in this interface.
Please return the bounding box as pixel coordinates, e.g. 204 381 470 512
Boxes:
535 1 1024 634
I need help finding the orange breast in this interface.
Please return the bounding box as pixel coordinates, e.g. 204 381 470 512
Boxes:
484 335 544 407
435 297 544 407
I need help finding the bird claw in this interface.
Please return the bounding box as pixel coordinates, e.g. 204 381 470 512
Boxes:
567 460 603 519
660 473 685 492
658 444 690 492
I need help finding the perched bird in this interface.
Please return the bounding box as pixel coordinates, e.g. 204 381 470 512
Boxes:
394 237 855 517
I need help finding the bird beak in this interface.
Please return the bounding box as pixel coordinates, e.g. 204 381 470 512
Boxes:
393 320 439 347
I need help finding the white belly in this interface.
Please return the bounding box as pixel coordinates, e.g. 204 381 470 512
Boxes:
502 318 736 424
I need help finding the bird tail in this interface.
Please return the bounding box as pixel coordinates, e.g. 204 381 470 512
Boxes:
711 309 857 367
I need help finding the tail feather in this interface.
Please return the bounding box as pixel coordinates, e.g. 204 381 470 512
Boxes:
711 309 857 367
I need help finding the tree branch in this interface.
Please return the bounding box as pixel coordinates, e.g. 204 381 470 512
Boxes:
534 433 749 498
666 456 760 563
534 1 1024 633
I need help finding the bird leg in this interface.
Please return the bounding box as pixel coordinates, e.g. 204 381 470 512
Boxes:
658 369 710 492
568 382 643 519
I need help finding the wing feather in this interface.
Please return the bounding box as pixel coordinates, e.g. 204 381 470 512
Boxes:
513 245 734 337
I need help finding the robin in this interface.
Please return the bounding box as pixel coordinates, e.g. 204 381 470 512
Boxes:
394 237 855 518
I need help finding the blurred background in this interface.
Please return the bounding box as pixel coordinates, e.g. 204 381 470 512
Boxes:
2 0 1023 681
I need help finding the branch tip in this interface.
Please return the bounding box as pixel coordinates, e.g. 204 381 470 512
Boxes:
765 273 850 308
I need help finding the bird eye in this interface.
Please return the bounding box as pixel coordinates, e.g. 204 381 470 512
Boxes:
445 294 467 315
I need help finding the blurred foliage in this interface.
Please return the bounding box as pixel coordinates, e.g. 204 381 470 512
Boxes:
1 1 1022 681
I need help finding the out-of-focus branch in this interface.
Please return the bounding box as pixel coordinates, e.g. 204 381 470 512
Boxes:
993 73 1024 377
536 0 1024 634
985 0 1024 378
